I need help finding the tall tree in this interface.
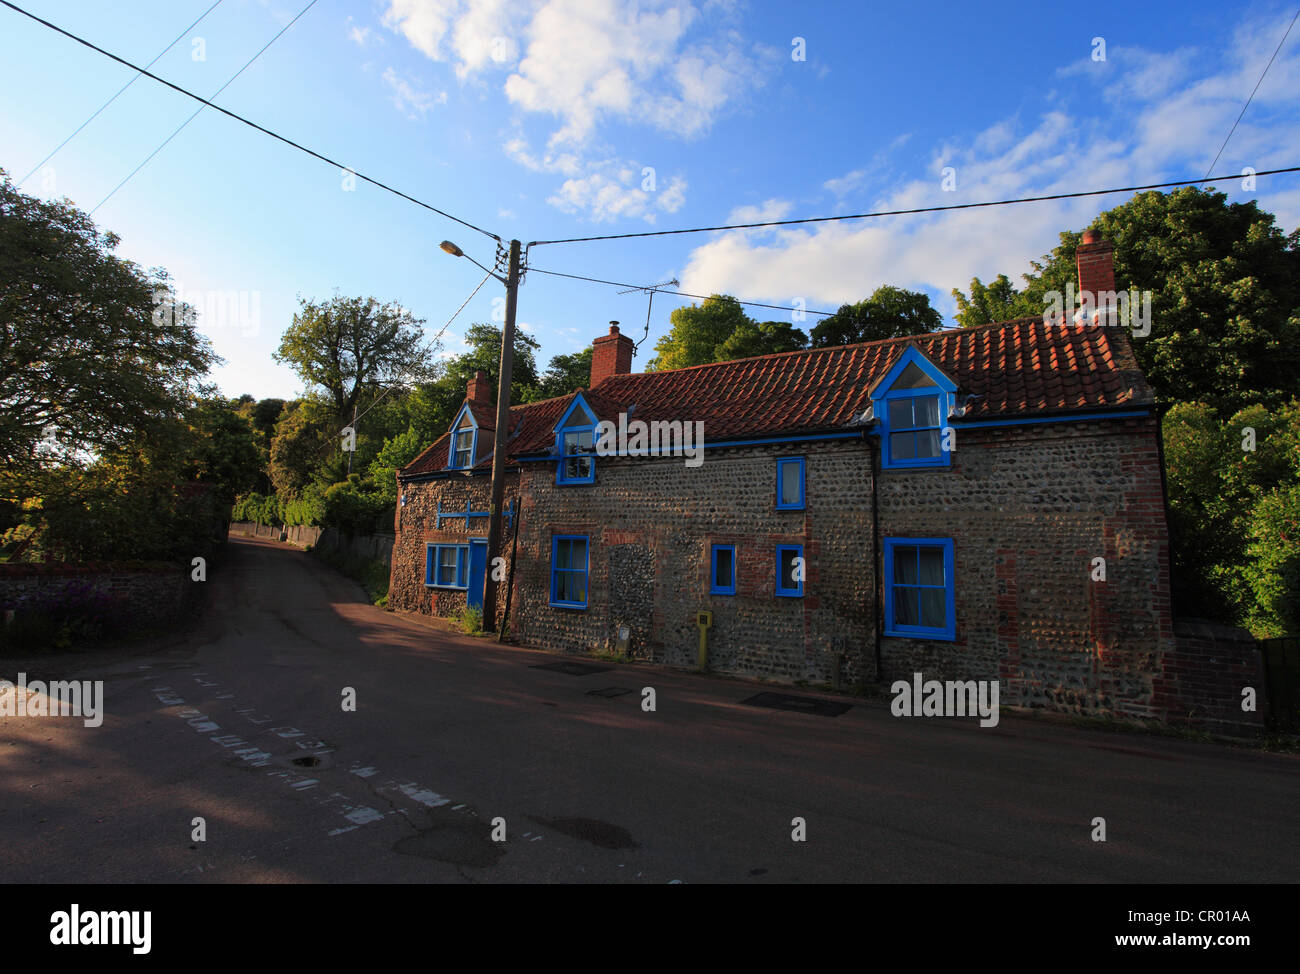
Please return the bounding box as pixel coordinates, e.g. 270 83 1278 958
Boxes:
809 286 942 347
951 188 1300 413
950 274 1035 327
0 171 216 478
274 294 437 425
534 347 594 398
715 320 808 360
648 295 752 370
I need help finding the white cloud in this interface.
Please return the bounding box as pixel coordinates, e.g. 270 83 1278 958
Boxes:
381 67 446 119
677 12 1300 320
382 0 770 220
347 16 381 47
384 0 769 146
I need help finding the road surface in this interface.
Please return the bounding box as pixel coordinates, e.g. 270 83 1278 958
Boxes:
1 535 1296 883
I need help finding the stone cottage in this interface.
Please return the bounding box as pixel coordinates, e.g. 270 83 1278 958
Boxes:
389 235 1259 728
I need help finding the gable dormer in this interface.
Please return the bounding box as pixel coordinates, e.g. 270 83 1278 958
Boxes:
869 345 957 469
553 393 598 485
447 402 479 470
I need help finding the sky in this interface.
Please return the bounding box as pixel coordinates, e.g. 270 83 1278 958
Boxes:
2 0 1299 403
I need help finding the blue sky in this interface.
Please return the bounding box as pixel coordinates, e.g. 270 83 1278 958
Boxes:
3 0 1298 402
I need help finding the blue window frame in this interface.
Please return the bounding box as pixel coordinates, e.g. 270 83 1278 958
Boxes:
447 404 478 470
872 347 955 470
884 390 944 465
883 537 955 640
775 456 805 510
426 543 469 589
710 544 736 595
775 544 803 598
555 397 597 485
550 535 589 608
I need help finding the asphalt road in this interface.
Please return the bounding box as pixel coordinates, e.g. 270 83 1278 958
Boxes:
1 535 1297 884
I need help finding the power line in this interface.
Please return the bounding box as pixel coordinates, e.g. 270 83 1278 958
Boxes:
0 0 499 242
527 265 838 318
92 0 317 215
527 166 1300 248
19 0 226 187
1204 7 1300 180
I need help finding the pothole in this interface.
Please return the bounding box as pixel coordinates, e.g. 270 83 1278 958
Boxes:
394 818 504 867
528 815 637 850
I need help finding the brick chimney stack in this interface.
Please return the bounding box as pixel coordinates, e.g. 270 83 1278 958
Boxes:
467 369 491 406
1077 228 1116 298
590 321 634 387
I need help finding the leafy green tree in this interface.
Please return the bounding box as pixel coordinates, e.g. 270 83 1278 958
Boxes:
1162 398 1300 635
534 347 594 398
0 171 216 477
715 320 808 360
268 400 332 495
950 274 1036 327
273 293 436 425
367 427 425 500
809 286 942 347
953 188 1300 413
648 295 751 370
184 398 262 506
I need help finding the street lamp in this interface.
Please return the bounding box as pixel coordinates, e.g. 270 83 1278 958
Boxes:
441 237 522 638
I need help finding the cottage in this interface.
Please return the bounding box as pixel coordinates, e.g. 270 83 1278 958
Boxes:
390 235 1257 727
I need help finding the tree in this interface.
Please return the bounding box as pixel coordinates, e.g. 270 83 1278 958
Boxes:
648 295 752 370
534 347 594 398
809 286 942 347
950 274 1036 327
952 188 1300 413
447 322 540 394
268 400 332 495
273 294 436 425
715 320 808 360
1162 398 1300 636
0 171 217 477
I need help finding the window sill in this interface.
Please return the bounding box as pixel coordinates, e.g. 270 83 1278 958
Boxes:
883 627 955 641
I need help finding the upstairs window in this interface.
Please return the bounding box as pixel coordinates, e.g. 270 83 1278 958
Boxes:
556 399 597 485
776 457 805 510
448 407 477 470
872 350 955 470
886 390 942 463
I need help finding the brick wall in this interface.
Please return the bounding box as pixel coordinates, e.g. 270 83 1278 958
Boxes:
1154 619 1266 734
0 562 194 635
388 473 515 618
876 416 1177 719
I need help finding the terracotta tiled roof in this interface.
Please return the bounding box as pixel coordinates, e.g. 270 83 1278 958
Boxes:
399 317 1152 478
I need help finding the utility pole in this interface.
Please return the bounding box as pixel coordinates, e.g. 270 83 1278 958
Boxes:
481 239 520 635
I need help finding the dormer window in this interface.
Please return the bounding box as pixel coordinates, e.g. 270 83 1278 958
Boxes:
448 405 477 470
871 348 956 470
555 397 597 485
